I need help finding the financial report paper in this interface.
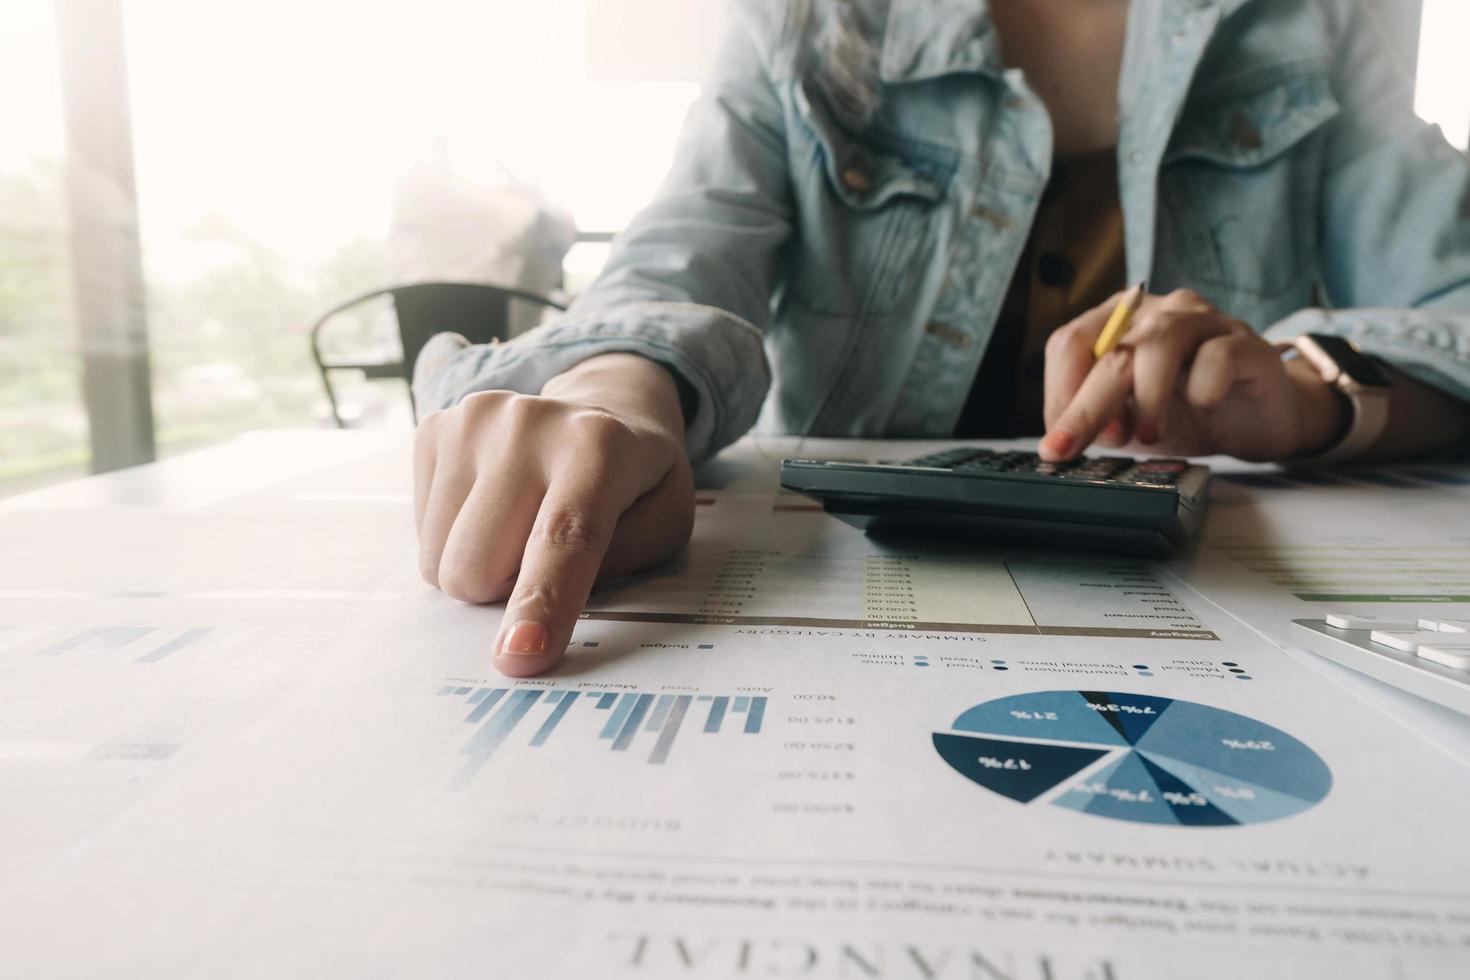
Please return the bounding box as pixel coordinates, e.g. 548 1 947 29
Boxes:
2 438 1468 979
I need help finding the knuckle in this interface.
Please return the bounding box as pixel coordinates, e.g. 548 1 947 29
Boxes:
437 562 509 605
567 409 634 447
1167 287 1204 306
511 580 561 614
1046 323 1082 354
500 392 547 426
1203 335 1241 363
1129 313 1169 344
533 504 607 554
460 388 511 417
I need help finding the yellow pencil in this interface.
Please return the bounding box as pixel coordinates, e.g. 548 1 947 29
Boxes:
1091 281 1147 359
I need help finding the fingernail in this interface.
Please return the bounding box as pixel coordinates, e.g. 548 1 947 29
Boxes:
1138 420 1160 445
500 621 549 657
1041 430 1075 459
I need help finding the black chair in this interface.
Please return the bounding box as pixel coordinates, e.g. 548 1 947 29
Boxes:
308 281 566 427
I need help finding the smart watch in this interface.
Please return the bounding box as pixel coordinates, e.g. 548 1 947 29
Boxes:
1291 333 1391 465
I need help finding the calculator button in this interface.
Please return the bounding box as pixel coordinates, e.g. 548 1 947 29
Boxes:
1326 613 1421 631
1419 618 1470 633
1140 460 1187 474
1369 630 1443 653
1417 642 1470 671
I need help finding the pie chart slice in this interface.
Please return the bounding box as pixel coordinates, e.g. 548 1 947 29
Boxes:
1138 751 1321 824
1133 701 1332 802
950 691 1129 746
934 691 1331 826
1135 754 1237 826
1080 691 1174 745
931 732 1109 803
1053 750 1184 824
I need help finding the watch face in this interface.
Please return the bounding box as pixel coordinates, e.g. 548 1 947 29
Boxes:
1304 334 1392 387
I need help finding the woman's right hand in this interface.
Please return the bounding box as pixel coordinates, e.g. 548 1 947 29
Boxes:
414 353 694 677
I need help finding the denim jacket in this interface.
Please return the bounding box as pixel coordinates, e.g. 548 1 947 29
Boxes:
416 0 1470 460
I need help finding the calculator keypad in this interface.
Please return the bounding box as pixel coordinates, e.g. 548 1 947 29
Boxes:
900 449 1187 489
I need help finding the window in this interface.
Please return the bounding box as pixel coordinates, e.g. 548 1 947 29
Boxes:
3 1 1467 496
1414 0 1470 150
0 4 86 492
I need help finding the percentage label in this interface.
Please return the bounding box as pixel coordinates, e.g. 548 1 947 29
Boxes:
1163 791 1208 807
1075 781 1154 803
1085 703 1157 715
977 756 1032 771
1221 739 1274 751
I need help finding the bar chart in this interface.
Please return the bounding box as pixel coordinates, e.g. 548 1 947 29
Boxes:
2 623 222 662
437 684 768 787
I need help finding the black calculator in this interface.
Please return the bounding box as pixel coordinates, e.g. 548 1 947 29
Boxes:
780 448 1211 557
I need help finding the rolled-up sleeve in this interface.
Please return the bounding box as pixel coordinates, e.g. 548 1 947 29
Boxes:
414 4 796 461
1267 0 1470 411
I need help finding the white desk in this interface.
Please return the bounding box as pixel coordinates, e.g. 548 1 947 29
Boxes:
2 431 1468 979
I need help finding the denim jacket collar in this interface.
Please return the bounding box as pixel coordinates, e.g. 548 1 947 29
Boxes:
877 0 1005 83
877 0 1254 85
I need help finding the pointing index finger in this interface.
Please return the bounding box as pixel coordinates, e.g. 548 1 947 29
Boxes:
1039 347 1137 461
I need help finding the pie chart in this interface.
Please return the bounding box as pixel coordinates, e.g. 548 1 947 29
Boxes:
932 691 1331 826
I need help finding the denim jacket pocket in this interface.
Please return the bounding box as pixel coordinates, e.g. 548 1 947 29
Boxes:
787 78 954 317
1160 69 1340 300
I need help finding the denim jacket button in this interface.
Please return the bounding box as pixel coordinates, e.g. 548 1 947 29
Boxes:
841 167 872 193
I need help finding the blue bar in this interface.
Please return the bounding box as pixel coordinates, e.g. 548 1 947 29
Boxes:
453 689 544 786
134 626 212 663
467 688 492 704
460 689 543 758
542 690 564 705
697 695 712 701
601 693 638 738
648 696 693 765
39 626 153 657
612 694 655 751
454 686 472 695
596 692 618 710
744 696 766 734
645 694 675 732
466 688 507 723
733 696 750 713
703 696 729 733
437 685 457 696
529 691 579 747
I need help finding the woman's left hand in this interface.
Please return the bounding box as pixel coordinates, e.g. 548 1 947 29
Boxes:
1038 288 1348 462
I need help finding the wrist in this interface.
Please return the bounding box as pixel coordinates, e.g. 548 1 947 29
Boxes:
542 353 686 439
1285 356 1351 458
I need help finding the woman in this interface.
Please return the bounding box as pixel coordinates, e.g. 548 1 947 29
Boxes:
411 0 1470 676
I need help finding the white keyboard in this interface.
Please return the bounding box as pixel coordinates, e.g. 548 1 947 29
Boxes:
1289 614 1470 716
